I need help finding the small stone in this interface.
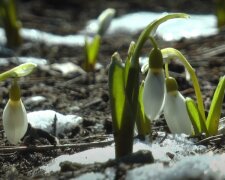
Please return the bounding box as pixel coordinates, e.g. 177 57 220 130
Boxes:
118 150 154 164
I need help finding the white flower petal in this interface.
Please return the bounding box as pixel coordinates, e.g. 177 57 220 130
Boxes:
164 91 192 134
3 99 28 144
143 69 165 120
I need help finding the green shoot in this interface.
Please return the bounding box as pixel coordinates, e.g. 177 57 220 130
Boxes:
0 0 22 48
186 98 209 135
83 8 115 72
215 0 225 28
206 76 225 135
136 81 151 138
83 35 101 72
109 52 134 157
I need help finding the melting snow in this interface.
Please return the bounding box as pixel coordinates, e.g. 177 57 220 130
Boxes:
40 133 205 173
27 110 83 135
126 153 225 180
86 12 217 41
0 12 217 47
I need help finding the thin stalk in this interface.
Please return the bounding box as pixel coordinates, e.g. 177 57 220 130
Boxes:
165 62 170 78
161 48 206 121
149 36 158 49
130 13 189 68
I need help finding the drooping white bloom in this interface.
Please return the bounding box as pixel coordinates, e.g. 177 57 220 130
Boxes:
3 99 28 145
143 69 165 120
3 80 28 145
163 78 192 134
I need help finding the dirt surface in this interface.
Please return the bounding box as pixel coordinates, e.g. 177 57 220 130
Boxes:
0 0 225 179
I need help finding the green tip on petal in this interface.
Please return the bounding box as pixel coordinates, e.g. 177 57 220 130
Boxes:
149 48 163 69
166 77 178 93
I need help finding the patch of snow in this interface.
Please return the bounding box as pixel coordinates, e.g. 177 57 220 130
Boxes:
14 57 48 66
76 172 106 180
0 12 217 48
86 12 217 41
21 28 85 46
40 133 205 173
0 28 85 46
218 117 225 134
27 110 83 135
76 168 116 180
0 57 47 67
126 153 225 180
41 144 115 173
0 58 9 66
51 62 86 76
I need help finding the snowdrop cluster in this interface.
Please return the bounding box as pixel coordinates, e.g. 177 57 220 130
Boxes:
109 13 194 158
109 12 224 159
142 41 193 135
142 40 225 136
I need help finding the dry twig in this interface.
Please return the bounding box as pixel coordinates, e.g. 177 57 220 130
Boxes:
0 139 114 154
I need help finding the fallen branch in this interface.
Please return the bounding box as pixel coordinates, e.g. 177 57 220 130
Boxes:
194 134 224 145
0 139 114 154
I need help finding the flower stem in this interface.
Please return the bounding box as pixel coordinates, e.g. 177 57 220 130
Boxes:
161 48 206 121
165 62 170 78
149 36 158 49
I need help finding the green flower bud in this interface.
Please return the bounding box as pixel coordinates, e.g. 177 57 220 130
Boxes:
149 47 163 71
165 77 178 93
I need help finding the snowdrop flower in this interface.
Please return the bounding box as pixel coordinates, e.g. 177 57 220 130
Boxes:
3 80 28 144
163 77 192 134
143 47 166 120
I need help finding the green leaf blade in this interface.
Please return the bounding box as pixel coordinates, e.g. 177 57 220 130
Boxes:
206 76 225 135
108 53 125 130
186 97 208 135
84 35 101 71
130 13 189 67
87 35 101 65
124 41 135 88
0 62 37 81
136 81 151 136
